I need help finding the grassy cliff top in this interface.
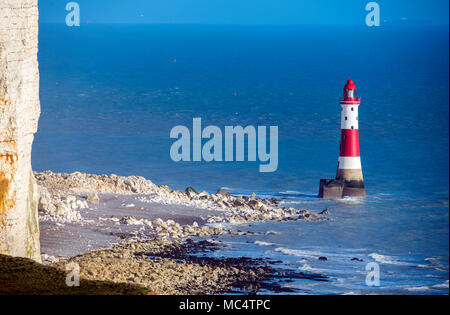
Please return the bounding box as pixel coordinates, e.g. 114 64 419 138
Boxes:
0 254 151 295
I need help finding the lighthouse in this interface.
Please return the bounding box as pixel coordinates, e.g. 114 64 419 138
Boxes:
319 79 366 198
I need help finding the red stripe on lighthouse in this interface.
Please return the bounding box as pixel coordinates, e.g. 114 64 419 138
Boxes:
339 129 360 157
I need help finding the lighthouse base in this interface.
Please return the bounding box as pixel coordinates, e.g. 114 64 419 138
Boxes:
318 179 366 199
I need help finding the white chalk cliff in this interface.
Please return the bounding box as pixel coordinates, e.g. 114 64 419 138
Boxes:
0 0 41 261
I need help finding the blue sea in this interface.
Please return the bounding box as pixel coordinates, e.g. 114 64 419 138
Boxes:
35 24 449 294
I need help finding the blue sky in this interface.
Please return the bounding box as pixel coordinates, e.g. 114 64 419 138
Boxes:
39 0 449 25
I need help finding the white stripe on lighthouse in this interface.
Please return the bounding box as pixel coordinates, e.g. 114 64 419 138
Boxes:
338 156 362 170
340 105 359 130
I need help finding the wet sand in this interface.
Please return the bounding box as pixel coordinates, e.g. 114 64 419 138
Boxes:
40 193 225 258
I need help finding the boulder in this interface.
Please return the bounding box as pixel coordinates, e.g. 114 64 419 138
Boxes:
247 199 260 210
185 186 198 198
216 188 231 197
198 190 209 200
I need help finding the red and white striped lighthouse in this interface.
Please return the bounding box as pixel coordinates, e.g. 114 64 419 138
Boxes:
319 78 366 198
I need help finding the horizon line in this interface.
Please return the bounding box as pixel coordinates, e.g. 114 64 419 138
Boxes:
38 22 449 27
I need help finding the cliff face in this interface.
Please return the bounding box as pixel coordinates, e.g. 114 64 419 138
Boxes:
0 0 41 261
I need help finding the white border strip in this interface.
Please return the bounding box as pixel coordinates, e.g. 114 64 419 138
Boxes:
338 156 362 170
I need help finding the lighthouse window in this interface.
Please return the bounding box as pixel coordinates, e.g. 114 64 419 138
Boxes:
351 126 354 129
346 90 355 98
351 107 354 111
345 116 348 120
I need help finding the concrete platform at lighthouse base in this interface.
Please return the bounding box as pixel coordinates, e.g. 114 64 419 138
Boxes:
318 179 366 199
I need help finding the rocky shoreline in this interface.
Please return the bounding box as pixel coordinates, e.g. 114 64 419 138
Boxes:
25 170 331 294
35 170 325 228
49 238 328 295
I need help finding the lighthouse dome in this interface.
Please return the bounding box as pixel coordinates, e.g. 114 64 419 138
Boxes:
344 79 357 90
343 79 358 100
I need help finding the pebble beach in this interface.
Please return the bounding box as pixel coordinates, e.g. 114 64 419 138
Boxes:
30 170 328 294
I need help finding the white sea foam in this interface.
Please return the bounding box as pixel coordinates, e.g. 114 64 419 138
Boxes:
417 264 430 269
279 200 307 205
422 257 449 271
298 264 317 272
369 253 410 266
279 191 303 195
406 281 449 292
433 280 449 289
254 241 276 246
406 286 431 292
425 257 443 266
274 247 317 258
336 196 364 204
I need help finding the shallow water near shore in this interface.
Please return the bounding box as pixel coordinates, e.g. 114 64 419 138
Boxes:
34 24 448 294
202 191 449 294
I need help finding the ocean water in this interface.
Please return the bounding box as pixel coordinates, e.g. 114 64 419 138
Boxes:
35 24 449 294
